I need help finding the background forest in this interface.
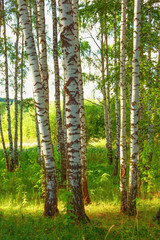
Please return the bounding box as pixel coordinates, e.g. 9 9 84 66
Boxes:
0 0 160 239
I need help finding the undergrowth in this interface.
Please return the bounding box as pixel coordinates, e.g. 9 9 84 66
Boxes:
0 139 160 240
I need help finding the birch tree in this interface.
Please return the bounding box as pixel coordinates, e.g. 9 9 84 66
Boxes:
128 0 141 216
120 0 127 212
100 19 109 154
20 34 24 162
59 0 88 221
72 0 91 205
2 0 14 171
113 9 120 176
147 9 153 163
17 0 58 217
104 20 113 164
14 12 20 167
51 0 66 186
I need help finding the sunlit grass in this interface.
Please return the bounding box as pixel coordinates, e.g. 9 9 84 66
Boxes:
0 139 160 239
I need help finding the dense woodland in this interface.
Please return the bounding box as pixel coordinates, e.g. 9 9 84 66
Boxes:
0 0 160 239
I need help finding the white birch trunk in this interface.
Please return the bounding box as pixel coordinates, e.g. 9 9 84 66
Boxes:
59 0 88 221
37 0 49 110
51 0 66 186
17 0 58 217
120 0 127 212
72 0 91 205
104 21 113 164
2 0 14 171
147 10 153 163
128 0 141 216
100 22 109 152
14 14 20 167
113 10 120 176
20 34 24 163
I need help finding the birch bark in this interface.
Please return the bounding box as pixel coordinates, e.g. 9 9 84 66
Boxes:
120 0 127 212
20 34 24 162
51 0 66 186
100 21 109 153
128 0 141 216
17 0 58 217
59 0 88 221
32 0 42 164
2 0 14 171
113 10 120 176
14 14 20 167
147 10 153 163
72 0 90 205
104 21 113 164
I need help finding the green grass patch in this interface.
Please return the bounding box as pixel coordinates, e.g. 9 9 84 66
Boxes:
0 139 160 239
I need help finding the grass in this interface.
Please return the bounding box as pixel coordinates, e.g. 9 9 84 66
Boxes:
0 139 160 239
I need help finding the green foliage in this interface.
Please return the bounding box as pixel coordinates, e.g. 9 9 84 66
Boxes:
84 100 105 141
0 140 160 239
139 140 160 196
0 98 118 145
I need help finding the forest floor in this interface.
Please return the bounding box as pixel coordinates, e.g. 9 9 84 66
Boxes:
0 139 160 240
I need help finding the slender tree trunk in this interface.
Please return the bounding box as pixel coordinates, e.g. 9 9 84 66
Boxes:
37 0 49 109
62 83 67 159
33 0 40 55
100 22 109 153
14 14 20 167
32 0 41 164
147 9 153 163
20 34 24 163
104 21 113 164
17 0 58 217
2 0 14 171
35 107 42 164
128 0 141 216
72 0 91 205
120 0 127 212
37 0 49 199
51 0 66 186
113 10 120 176
59 0 88 222
0 113 9 170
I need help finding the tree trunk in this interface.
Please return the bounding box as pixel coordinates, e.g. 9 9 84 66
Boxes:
104 20 113 164
17 0 58 217
62 83 67 161
72 0 91 205
120 0 127 212
20 34 24 163
32 0 42 164
51 0 66 186
59 0 88 222
35 107 42 164
33 0 40 55
14 14 20 167
2 0 14 171
128 0 141 216
147 9 153 163
113 10 120 176
100 21 109 154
